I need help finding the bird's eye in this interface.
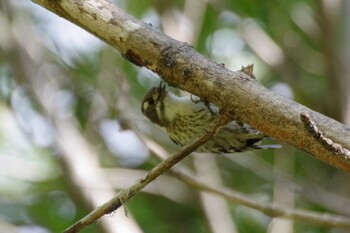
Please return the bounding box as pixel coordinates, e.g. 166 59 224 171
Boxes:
148 98 155 105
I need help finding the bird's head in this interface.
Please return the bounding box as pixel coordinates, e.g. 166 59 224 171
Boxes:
141 82 168 127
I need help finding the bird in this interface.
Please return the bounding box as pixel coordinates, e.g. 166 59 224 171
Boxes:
141 82 281 153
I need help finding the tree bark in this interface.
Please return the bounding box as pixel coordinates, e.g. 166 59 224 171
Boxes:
32 0 350 172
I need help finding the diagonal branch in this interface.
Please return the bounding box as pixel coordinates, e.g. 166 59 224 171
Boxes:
145 139 350 228
63 115 230 233
168 162 350 228
31 0 350 172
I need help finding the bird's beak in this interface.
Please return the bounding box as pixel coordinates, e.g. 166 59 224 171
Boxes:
159 81 165 92
157 81 166 101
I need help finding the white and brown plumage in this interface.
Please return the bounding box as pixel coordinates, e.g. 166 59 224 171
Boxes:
141 83 280 153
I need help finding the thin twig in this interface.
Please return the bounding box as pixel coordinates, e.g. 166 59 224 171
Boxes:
172 168 350 228
145 141 350 228
63 114 230 233
300 112 350 159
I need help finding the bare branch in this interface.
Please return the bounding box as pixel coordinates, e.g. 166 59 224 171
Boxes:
172 167 350 228
63 115 230 233
145 139 350 229
31 0 350 172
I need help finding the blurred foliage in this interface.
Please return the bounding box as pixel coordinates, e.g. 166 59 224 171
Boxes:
0 0 349 233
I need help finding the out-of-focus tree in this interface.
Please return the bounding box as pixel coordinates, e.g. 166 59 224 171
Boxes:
0 0 349 233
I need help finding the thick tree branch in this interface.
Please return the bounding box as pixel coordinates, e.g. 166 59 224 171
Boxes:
32 0 350 172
